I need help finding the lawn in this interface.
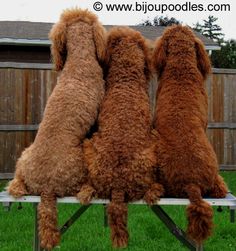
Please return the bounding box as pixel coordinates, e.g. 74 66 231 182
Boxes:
0 172 235 251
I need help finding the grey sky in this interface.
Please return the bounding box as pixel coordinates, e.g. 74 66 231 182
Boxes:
0 0 235 39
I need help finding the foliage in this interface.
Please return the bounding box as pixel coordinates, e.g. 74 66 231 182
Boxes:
139 16 181 26
193 16 236 68
193 16 224 44
193 21 203 33
211 40 236 68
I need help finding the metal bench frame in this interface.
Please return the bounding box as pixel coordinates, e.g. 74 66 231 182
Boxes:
1 191 236 251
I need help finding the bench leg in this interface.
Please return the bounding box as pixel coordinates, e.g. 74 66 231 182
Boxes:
2 202 11 211
151 205 203 251
60 205 90 235
196 244 204 251
33 203 43 251
103 204 108 227
230 208 235 223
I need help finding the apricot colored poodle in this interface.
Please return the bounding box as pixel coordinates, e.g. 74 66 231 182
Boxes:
77 27 164 248
152 25 228 244
7 8 106 250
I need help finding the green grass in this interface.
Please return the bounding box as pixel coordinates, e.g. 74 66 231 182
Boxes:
0 172 235 251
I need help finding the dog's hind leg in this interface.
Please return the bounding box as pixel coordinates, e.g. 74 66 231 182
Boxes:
107 190 129 248
208 174 228 198
185 184 213 244
38 192 60 250
7 147 32 197
77 183 96 205
7 175 28 197
144 183 164 205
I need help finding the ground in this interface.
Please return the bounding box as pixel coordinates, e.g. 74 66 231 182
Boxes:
0 172 235 251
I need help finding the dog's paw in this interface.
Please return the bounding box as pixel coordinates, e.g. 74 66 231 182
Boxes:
144 183 164 205
208 175 228 198
77 185 95 205
7 179 28 198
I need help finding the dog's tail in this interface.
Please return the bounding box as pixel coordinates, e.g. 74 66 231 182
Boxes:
107 190 129 248
186 184 213 244
38 192 60 250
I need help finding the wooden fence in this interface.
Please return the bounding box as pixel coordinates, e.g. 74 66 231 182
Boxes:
0 64 57 179
206 69 236 170
0 63 235 179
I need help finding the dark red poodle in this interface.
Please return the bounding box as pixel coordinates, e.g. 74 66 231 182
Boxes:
152 25 228 244
78 27 164 248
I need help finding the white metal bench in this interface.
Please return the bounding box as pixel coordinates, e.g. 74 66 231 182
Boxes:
1 191 236 251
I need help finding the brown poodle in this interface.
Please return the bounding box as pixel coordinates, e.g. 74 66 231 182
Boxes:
152 25 228 244
7 8 106 250
77 27 164 248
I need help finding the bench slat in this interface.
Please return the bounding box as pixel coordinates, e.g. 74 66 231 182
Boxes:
0 191 236 206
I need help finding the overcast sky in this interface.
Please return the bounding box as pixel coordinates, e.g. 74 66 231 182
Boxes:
0 0 235 39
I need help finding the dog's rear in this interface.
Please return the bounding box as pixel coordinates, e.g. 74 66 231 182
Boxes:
152 25 227 243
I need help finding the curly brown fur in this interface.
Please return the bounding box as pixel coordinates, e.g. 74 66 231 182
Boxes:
50 8 106 71
8 8 106 249
207 174 228 198
77 184 96 205
144 183 164 205
78 27 163 247
186 184 213 243
38 193 60 250
152 25 228 243
7 176 29 198
107 192 129 248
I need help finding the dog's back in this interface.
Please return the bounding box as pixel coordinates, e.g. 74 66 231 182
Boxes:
153 25 227 198
11 9 106 196
155 26 209 144
86 27 154 197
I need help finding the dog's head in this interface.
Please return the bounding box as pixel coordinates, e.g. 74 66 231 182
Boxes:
49 8 107 71
104 27 152 81
153 25 211 80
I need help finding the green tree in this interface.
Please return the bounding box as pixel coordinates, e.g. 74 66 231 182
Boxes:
193 16 224 44
193 16 236 68
139 16 181 26
211 40 236 68
193 21 203 33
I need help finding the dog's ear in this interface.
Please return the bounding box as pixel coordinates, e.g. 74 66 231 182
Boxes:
152 37 167 78
103 32 119 68
93 22 107 64
49 21 67 71
195 38 211 80
137 38 153 81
